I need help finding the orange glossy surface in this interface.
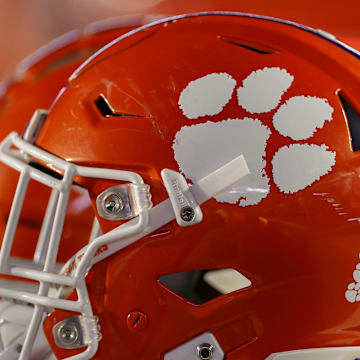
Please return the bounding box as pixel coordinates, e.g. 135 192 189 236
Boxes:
0 20 141 262
40 13 360 359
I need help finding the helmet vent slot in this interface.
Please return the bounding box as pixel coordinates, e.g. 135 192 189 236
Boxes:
338 93 360 151
218 35 276 55
158 268 251 305
95 94 143 118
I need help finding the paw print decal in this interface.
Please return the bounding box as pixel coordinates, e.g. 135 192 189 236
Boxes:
346 257 360 303
173 67 336 207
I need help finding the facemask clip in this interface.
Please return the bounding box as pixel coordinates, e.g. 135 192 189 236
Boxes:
53 315 102 350
96 183 152 221
161 169 203 227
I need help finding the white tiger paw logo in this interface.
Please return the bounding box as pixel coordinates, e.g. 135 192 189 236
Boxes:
173 67 336 207
346 255 360 303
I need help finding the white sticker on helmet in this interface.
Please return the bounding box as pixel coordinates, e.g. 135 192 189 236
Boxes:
173 118 271 206
178 72 236 119
176 67 336 207
273 96 334 140
237 67 294 113
345 285 358 303
272 144 336 194
345 258 360 303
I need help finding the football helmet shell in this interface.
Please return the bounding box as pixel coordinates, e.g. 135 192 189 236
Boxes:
1 11 360 360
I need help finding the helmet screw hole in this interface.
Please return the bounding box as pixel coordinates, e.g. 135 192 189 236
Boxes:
197 343 214 360
127 310 148 331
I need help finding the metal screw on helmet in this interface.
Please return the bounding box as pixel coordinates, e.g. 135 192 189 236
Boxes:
180 206 195 222
58 322 79 346
127 310 148 331
197 343 214 360
103 193 124 214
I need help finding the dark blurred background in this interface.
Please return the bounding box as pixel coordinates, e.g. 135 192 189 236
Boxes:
1 0 359 81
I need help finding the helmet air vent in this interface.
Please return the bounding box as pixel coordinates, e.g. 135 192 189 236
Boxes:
158 268 251 305
95 94 143 118
338 92 360 151
218 35 277 55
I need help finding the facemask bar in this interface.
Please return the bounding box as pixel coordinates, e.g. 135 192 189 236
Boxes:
0 131 150 360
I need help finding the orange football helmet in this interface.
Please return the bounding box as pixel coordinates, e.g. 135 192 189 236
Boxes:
1 12 360 360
